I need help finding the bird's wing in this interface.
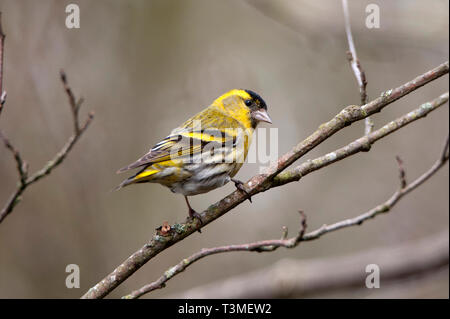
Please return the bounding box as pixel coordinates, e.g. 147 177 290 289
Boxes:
117 108 241 173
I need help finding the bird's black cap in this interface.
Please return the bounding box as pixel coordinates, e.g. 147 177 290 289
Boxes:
244 89 267 110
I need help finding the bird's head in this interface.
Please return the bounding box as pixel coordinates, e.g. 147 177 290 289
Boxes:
242 89 272 126
213 89 272 128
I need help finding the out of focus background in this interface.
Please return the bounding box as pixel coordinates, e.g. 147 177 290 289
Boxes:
0 0 448 298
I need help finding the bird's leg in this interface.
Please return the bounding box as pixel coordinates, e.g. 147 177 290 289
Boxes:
231 178 252 203
184 196 203 231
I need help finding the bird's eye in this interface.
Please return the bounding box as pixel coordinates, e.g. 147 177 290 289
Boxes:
244 99 252 106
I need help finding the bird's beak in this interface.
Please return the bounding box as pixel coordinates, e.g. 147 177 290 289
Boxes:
251 109 272 124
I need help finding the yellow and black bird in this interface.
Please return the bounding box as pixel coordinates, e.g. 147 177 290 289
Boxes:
117 89 271 221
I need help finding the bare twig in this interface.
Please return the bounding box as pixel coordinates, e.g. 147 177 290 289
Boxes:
126 131 448 299
342 0 372 135
273 92 448 187
60 70 84 134
396 156 407 189
82 62 448 299
302 134 449 241
171 231 449 298
441 135 449 162
123 212 307 299
263 62 448 181
0 72 94 224
0 131 28 185
0 91 6 110
0 12 6 115
342 0 366 102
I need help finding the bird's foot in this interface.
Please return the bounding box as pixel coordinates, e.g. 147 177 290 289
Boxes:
188 208 203 233
232 178 252 203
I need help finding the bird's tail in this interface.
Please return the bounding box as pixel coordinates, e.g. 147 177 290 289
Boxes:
113 176 135 191
114 167 159 191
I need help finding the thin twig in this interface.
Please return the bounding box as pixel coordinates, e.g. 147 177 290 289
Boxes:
342 0 367 103
302 134 449 241
0 12 6 115
342 0 372 135
123 212 307 299
396 156 407 189
264 62 448 181
126 134 448 299
0 72 94 224
60 70 83 134
440 135 449 162
0 91 6 110
273 92 449 187
82 62 448 299
171 231 449 298
25 110 93 185
0 131 28 184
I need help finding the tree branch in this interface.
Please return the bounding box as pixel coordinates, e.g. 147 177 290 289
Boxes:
170 231 449 298
125 133 448 298
273 92 449 187
0 12 6 115
301 134 448 241
0 131 28 185
124 212 307 299
81 62 448 299
262 62 448 181
342 0 372 134
0 71 94 224
395 155 407 189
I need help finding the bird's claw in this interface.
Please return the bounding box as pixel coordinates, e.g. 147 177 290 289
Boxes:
232 179 252 203
188 209 203 233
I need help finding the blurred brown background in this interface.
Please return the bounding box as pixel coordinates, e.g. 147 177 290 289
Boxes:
0 0 448 298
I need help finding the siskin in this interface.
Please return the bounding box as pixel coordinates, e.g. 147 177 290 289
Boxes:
117 89 271 222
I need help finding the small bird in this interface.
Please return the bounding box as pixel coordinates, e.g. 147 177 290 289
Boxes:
117 89 271 222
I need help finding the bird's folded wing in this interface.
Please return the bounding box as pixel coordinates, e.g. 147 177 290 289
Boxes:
117 108 242 173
